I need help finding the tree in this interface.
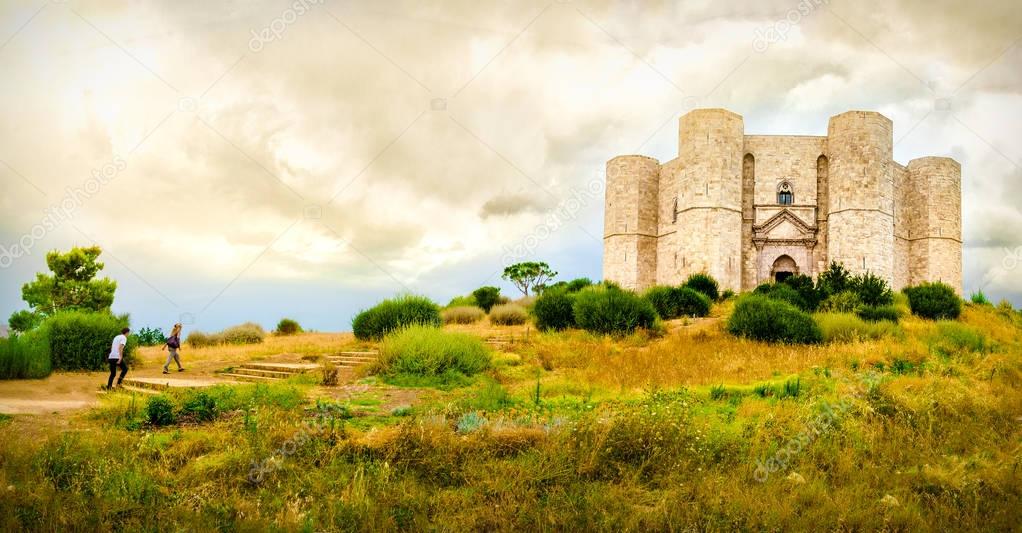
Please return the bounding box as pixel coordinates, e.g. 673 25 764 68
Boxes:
471 286 502 313
8 246 117 332
502 262 557 297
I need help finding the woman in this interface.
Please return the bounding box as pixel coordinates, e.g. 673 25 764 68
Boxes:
161 323 185 374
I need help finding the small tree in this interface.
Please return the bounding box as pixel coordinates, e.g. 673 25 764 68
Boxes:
9 246 117 333
471 286 502 313
502 262 557 297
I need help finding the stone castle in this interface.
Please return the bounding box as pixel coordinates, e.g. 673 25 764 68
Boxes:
603 109 962 294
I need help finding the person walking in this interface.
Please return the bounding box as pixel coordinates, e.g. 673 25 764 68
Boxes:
162 323 185 374
107 327 130 389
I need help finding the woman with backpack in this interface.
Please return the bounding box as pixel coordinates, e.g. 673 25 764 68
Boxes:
162 323 185 374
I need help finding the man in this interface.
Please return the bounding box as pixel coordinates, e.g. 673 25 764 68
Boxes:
107 327 130 389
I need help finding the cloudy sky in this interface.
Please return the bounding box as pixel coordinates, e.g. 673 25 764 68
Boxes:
0 0 1019 332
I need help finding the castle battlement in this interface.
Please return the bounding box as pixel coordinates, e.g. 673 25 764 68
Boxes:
603 108 962 294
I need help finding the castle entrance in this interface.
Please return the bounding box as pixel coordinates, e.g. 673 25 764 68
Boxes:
771 255 798 283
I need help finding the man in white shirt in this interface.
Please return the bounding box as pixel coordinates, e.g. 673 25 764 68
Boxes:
106 327 130 389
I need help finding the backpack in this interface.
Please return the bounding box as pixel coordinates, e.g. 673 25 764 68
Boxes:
167 335 180 349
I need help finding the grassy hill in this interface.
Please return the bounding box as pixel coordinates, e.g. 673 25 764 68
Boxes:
0 302 1019 531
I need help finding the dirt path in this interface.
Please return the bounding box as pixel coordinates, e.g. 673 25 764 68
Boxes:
0 371 107 415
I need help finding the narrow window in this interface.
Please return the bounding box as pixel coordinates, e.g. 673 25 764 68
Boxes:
672 197 678 223
777 181 794 205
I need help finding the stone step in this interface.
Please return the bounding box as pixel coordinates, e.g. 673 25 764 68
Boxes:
221 372 281 383
120 377 237 392
119 385 160 395
239 362 318 374
326 356 375 365
230 367 294 379
337 349 378 354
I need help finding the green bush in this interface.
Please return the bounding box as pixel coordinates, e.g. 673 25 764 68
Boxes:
857 305 900 323
533 290 577 331
573 286 658 335
815 312 900 343
179 390 218 422
970 290 991 305
375 325 491 377
352 295 442 341
903 282 962 320
488 304 528 326
45 311 134 371
849 272 894 307
782 274 824 311
684 273 719 301
146 395 176 426
0 327 51 379
818 290 862 313
441 306 485 325
471 286 502 313
275 318 302 336
134 327 166 346
817 261 851 296
643 286 710 319
726 295 822 344
753 283 809 311
445 295 476 308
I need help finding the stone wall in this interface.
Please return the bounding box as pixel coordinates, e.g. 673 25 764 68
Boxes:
602 108 962 295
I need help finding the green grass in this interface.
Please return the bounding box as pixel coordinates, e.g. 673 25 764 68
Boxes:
814 312 902 343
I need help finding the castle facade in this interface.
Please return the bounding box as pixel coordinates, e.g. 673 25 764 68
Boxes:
603 109 962 293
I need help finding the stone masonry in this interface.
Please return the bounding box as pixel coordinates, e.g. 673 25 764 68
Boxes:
603 109 962 294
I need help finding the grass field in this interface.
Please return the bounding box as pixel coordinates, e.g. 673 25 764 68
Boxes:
0 303 1020 531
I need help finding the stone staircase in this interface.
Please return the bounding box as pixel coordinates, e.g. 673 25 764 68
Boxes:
323 350 379 375
120 376 237 395
221 362 320 383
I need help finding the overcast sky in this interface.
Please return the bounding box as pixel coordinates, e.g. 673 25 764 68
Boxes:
1 0 1019 333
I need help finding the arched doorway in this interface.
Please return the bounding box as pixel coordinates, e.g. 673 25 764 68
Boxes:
772 255 798 282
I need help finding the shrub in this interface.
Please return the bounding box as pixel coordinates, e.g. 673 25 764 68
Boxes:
0 327 51 379
721 289 736 301
684 273 719 301
815 312 900 343
179 391 218 422
857 305 900 323
970 290 991 305
849 272 894 307
352 294 442 341
782 274 824 311
134 327 166 346
489 304 528 326
220 323 266 345
185 330 217 348
643 286 710 319
441 306 485 325
566 278 593 292
445 295 476 308
471 286 502 313
754 283 808 311
533 290 576 331
375 325 491 377
573 287 658 335
275 318 302 336
46 311 134 371
903 282 962 320
726 295 822 344
819 290 862 313
146 395 176 426
817 261 851 296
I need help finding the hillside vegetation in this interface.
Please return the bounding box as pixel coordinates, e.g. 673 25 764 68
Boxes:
0 298 1020 530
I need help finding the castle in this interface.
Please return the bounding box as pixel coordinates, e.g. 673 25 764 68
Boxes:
603 109 962 294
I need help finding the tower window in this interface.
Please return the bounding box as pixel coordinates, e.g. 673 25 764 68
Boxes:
777 181 794 205
672 197 678 223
